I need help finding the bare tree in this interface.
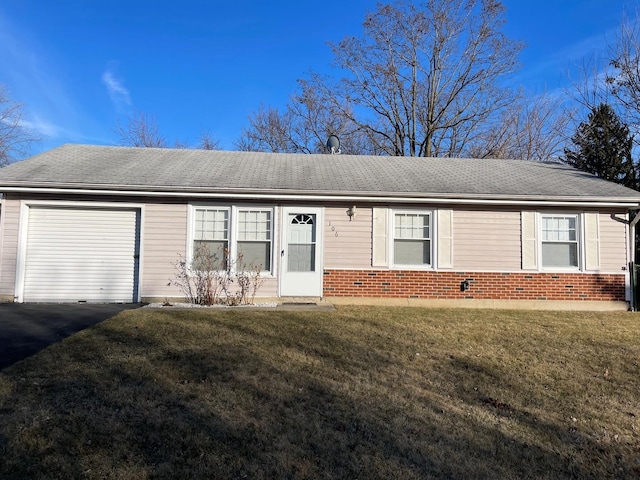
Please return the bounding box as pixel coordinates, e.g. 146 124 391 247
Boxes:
238 1 524 158
467 92 573 160
115 111 222 150
567 57 614 114
608 16 640 118
236 104 295 153
303 0 524 157
570 13 640 140
115 111 167 148
197 131 220 150
172 139 189 149
0 85 41 167
236 81 375 154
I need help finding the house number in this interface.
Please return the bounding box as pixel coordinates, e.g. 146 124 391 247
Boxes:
328 221 339 236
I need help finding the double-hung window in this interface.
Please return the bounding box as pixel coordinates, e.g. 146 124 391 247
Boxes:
192 206 272 273
541 214 578 268
393 211 432 266
193 208 229 270
237 210 272 271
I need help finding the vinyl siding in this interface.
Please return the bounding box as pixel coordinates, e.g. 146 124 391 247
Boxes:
0 199 20 298
324 207 373 269
599 212 628 272
1 195 633 302
140 202 279 299
141 203 188 298
453 210 522 271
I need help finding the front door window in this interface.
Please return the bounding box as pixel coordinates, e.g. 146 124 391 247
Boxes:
287 214 316 272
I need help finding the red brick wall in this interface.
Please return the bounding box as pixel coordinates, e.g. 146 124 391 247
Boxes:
323 269 626 301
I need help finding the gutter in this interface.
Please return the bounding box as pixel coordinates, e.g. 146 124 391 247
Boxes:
1 185 640 208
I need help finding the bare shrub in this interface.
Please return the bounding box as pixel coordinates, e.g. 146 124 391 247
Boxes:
235 255 265 305
169 246 264 306
169 244 223 305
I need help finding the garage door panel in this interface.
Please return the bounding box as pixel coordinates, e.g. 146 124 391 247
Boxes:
26 249 136 258
23 207 140 303
24 265 136 277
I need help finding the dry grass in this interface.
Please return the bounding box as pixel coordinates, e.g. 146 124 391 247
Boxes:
0 306 639 479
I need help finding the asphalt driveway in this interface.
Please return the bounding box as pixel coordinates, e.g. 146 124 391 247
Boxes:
0 303 141 369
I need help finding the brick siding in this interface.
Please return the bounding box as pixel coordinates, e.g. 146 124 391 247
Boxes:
323 270 626 301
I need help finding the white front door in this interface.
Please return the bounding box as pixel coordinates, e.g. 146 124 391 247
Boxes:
280 207 323 296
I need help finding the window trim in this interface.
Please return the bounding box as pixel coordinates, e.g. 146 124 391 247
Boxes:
539 212 581 271
192 206 231 271
188 204 275 276
233 207 274 273
390 209 434 269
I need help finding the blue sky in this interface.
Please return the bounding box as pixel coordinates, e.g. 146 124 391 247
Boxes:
0 0 638 157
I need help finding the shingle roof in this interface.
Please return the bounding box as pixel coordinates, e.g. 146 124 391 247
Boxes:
1 144 639 204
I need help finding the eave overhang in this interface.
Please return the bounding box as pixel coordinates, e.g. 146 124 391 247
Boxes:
1 183 640 209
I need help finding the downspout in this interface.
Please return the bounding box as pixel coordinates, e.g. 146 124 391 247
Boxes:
0 195 4 296
630 211 640 310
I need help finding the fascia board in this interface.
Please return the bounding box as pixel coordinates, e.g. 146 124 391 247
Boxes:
1 185 639 208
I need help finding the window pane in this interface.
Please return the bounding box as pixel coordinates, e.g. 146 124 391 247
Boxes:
288 244 316 272
238 210 271 241
195 209 228 241
542 216 576 241
394 239 431 265
238 241 271 271
394 213 430 239
193 240 227 270
542 242 578 268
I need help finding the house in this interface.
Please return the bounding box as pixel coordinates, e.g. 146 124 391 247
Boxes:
1 144 639 310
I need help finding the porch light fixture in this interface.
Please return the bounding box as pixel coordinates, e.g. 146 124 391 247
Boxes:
346 205 357 221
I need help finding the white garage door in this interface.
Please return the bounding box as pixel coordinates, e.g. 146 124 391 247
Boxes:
23 206 140 303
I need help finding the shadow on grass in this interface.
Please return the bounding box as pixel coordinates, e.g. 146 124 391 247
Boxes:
0 309 637 479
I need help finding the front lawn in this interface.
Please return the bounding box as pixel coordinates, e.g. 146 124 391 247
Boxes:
0 306 638 479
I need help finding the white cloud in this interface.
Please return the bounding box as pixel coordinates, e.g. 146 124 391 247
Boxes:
0 10 103 147
18 114 62 138
102 65 131 111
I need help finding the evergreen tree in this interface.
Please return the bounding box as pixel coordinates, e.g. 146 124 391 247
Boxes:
564 103 636 189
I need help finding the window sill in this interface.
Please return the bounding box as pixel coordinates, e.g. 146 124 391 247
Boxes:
390 265 434 270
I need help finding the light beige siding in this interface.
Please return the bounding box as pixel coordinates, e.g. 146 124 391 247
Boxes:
141 203 188 298
599 213 628 272
0 199 20 299
453 210 521 271
324 207 373 269
141 202 278 300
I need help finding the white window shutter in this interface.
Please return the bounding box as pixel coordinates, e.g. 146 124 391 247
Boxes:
372 207 388 267
584 212 600 270
437 209 453 269
521 211 538 270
